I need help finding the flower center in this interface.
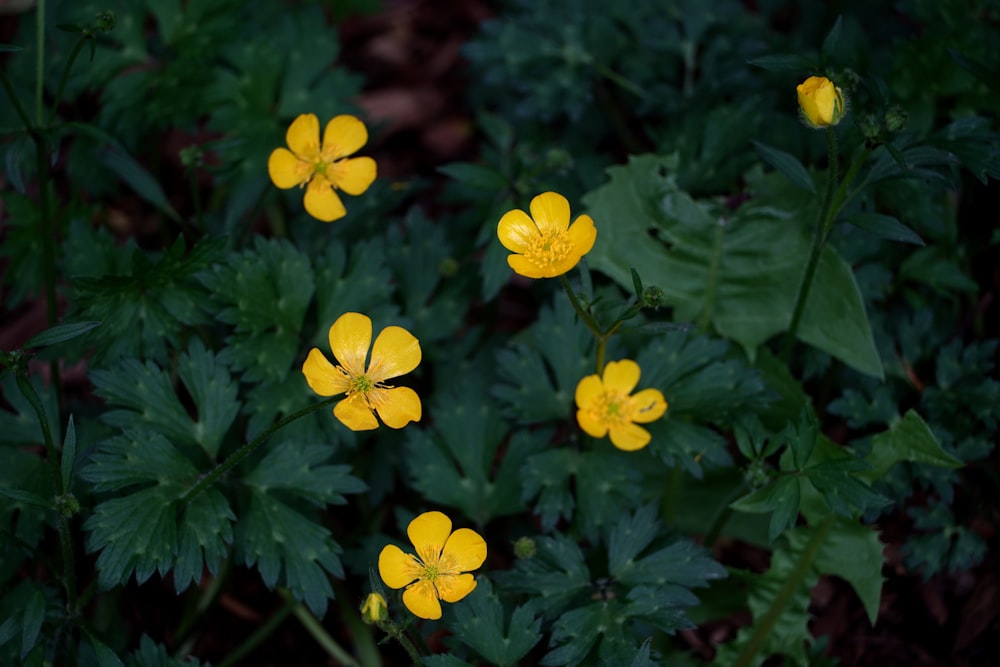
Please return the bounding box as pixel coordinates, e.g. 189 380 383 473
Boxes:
421 563 441 582
591 390 633 427
350 373 375 395
523 230 574 268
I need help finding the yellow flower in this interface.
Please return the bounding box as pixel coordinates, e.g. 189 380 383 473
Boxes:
575 359 668 451
360 592 388 624
496 191 597 279
268 113 377 222
378 511 487 620
302 312 422 431
796 76 845 128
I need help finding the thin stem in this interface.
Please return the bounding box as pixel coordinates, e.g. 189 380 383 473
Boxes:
375 621 423 666
215 597 296 667
47 35 89 127
781 128 839 361
558 274 602 339
594 62 646 100
333 585 381 667
34 133 58 327
0 70 33 130
15 372 76 610
732 515 834 667
703 480 749 549
35 0 45 124
179 396 338 504
284 591 360 667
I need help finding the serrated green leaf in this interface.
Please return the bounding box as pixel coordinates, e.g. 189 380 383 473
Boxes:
731 476 802 543
175 340 239 457
174 489 235 592
864 410 963 482
844 212 924 245
495 535 591 616
577 451 644 540
447 578 542 667
23 321 101 349
612 532 726 589
815 517 884 624
520 448 576 531
237 489 342 617
584 155 883 378
752 141 816 193
312 238 396 337
243 440 366 507
200 237 314 384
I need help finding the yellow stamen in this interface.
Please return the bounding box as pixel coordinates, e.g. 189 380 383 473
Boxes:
523 229 574 270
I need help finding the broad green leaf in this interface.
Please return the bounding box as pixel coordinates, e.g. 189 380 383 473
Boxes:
236 488 342 617
843 212 924 245
583 155 883 378
864 409 963 482
447 578 542 667
815 517 885 624
199 237 314 384
752 141 816 193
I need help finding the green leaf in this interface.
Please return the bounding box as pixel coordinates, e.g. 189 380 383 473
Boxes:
0 374 60 447
87 634 126 667
243 440 366 507
519 448 576 531
542 602 629 667
175 340 240 458
820 16 843 62
200 237 314 384
494 535 591 617
815 517 884 624
746 53 816 71
0 44 24 52
20 587 45 660
864 410 963 482
0 486 51 510
236 489 342 617
731 477 801 544
752 141 816 193
95 145 181 222
126 635 207 667
447 578 542 667
843 212 924 245
438 162 508 190
312 238 396 338
23 321 102 349
583 155 883 378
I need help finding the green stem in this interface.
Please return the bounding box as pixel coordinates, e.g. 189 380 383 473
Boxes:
283 591 360 667
34 133 58 327
558 274 601 339
732 516 834 667
15 372 76 610
697 221 725 332
594 63 646 100
179 396 338 504
780 128 839 361
334 586 381 667
214 596 295 667
35 0 45 124
376 621 423 666
47 34 89 127
0 70 33 130
702 480 748 549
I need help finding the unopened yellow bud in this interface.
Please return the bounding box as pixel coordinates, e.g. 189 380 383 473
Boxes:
361 592 388 624
796 76 845 128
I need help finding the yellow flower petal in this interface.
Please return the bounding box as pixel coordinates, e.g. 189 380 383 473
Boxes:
609 422 652 451
301 348 351 397
629 388 667 424
441 528 487 573
267 148 310 189
407 511 451 563
286 113 321 159
602 359 640 395
497 208 539 253
574 374 603 408
797 76 844 128
567 214 597 257
304 176 347 222
333 156 377 195
329 312 372 377
435 573 477 603
402 580 442 620
378 544 422 589
322 114 369 160
369 325 421 382
334 393 379 431
529 191 570 235
507 254 548 279
373 386 422 429
576 408 609 438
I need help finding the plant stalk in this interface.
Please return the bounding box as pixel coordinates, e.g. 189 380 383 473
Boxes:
283 590 361 667
214 596 296 667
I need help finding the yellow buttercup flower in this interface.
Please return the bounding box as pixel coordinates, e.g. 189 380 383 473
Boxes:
496 191 597 279
575 359 668 451
302 312 421 431
796 76 845 128
268 113 377 222
377 511 487 620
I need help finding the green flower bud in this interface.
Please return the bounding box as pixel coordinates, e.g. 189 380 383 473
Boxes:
513 536 536 559
360 592 388 624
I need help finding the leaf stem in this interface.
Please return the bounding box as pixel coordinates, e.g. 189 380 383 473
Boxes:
47 34 89 127
0 70 33 130
732 516 834 667
284 590 361 667
179 396 338 504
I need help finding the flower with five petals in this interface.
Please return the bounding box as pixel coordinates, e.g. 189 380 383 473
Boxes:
268 113 377 222
575 359 668 451
302 312 421 431
497 191 597 278
378 511 487 620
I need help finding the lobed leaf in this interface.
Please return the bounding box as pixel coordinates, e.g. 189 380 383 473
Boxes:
447 578 542 667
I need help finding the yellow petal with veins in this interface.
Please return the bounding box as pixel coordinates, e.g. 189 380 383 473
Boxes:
301 348 351 397
378 544 422 589
402 580 442 620
322 114 369 160
528 191 570 235
329 312 372 377
303 177 346 222
286 113 321 159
